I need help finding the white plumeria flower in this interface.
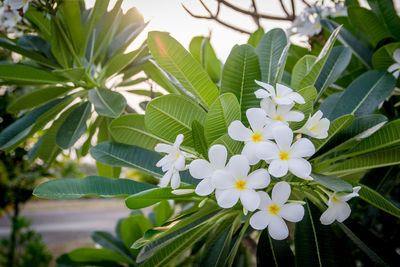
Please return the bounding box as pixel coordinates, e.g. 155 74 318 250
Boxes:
155 134 186 189
189 144 227 196
250 182 304 240
320 186 361 225
329 3 347 18
213 155 270 211
256 125 315 178
295 110 330 139
388 49 400 79
254 81 305 106
261 98 304 124
6 0 30 12
228 108 276 165
3 9 21 29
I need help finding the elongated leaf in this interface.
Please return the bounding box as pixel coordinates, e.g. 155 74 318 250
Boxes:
148 31 219 107
145 94 206 147
153 200 174 227
50 17 72 68
126 187 195 209
7 86 71 113
372 42 400 70
110 114 170 151
256 28 287 84
274 43 290 84
25 10 51 41
33 176 155 199
257 229 294 267
290 85 317 130
327 147 400 176
294 201 342 267
89 88 126 118
103 48 143 78
119 215 153 249
205 93 241 144
59 0 83 53
221 44 261 122
328 71 396 120
315 46 352 98
56 101 92 149
91 231 135 264
0 63 65 84
66 248 130 264
192 120 208 158
310 173 353 193
247 28 264 48
368 0 400 39
291 55 316 89
211 134 243 157
142 60 181 94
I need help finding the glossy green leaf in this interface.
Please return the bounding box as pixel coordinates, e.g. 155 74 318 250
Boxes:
310 173 353 193
50 17 72 68
257 229 294 267
66 248 131 264
153 200 174 227
25 10 51 41
89 88 126 118
328 71 396 120
368 0 400 39
256 28 288 84
291 55 316 89
145 94 206 148
274 43 290 84
56 101 91 149
211 133 243 158
103 48 143 78
192 120 209 159
221 44 261 122
52 67 86 81
110 114 170 151
119 215 153 249
142 60 181 94
290 85 317 130
0 63 66 84
372 42 400 70
247 27 264 48
205 93 241 144
59 0 83 53
148 31 219 107
33 176 155 200
91 231 135 264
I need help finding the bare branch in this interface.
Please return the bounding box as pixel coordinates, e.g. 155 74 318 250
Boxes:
291 0 296 18
279 0 290 16
301 0 311 7
251 0 261 27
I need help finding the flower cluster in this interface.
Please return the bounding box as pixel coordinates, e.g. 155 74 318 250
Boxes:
154 81 361 240
0 0 31 33
289 2 347 37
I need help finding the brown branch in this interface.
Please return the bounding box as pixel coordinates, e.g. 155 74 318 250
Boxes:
301 0 311 7
217 0 294 21
251 0 261 27
291 0 296 18
279 0 290 16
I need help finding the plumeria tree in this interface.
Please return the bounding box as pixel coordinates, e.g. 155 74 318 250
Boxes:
32 23 400 265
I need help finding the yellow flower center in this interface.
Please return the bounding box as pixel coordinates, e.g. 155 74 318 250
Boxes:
279 151 289 161
175 152 180 159
235 180 247 191
274 115 284 121
332 195 339 203
309 125 319 133
268 203 280 215
251 132 262 142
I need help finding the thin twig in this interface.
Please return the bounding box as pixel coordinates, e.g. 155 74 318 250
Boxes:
291 0 296 18
279 0 290 16
251 0 260 27
301 0 311 7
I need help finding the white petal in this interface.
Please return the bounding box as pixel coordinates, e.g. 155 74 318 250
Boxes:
228 121 253 142
256 141 280 161
320 206 338 225
155 143 173 153
280 203 304 222
195 178 215 196
159 169 172 188
240 189 260 211
276 83 293 97
227 155 250 180
288 158 312 178
272 181 291 206
241 142 261 165
273 96 293 105
276 103 295 114
393 69 400 79
336 202 351 222
257 191 273 210
247 108 268 132
260 98 276 118
212 170 235 189
283 111 305 122
288 92 305 104
313 110 324 121
170 171 181 189
393 49 400 63
208 144 227 169
189 159 214 179
217 189 240 208
387 63 400 73
268 159 289 178
273 125 293 151
340 186 361 202
290 138 315 158
215 189 223 200
255 80 275 95
156 154 173 168
173 134 184 149
174 154 186 170
254 89 271 99
268 216 289 240
250 211 270 230
247 169 270 189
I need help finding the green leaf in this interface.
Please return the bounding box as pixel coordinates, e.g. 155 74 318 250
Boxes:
315 46 352 98
59 0 83 54
103 48 143 78
298 26 341 89
142 60 181 94
256 28 288 84
328 71 396 120
372 42 400 70
220 44 261 123
274 43 290 84
7 86 71 113
310 173 353 193
33 176 155 199
110 114 170 151
56 101 92 149
257 229 294 267
119 215 153 249
347 6 393 47
247 27 264 48
125 187 195 209
153 200 174 226
66 248 131 264
294 201 342 267
0 63 66 84
326 147 400 176
52 67 86 81
368 0 400 40
192 120 209 159
290 55 316 89
148 31 219 107
25 10 51 41
50 17 72 68
312 114 354 154
0 98 62 149
205 93 241 144
290 85 317 130
89 88 126 118
211 134 243 158
145 94 206 148
321 19 373 68
91 231 135 264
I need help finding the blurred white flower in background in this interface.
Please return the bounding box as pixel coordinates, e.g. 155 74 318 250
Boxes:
388 49 400 79
5 0 30 12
